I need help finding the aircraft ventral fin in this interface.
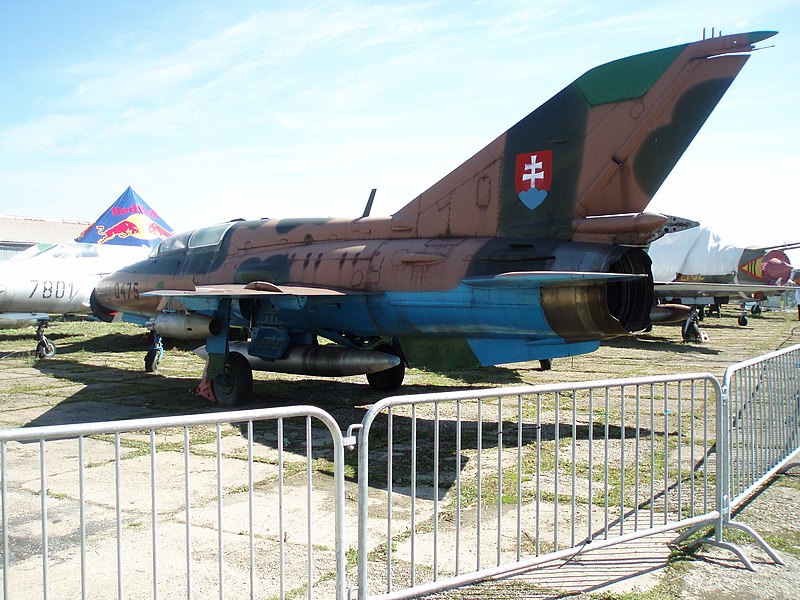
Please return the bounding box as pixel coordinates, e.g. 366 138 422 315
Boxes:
143 282 346 298
464 271 648 288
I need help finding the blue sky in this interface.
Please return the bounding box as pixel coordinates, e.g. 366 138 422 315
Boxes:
1 1 798 262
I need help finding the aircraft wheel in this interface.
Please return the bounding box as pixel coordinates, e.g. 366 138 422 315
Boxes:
539 359 552 371
751 304 762 315
366 344 406 391
738 314 748 326
144 348 161 373
36 338 56 359
212 352 253 407
682 321 700 341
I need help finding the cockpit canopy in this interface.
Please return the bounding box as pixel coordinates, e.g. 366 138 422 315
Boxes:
150 222 237 257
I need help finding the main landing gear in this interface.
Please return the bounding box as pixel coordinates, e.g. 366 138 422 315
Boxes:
737 301 762 326
35 321 56 359
144 334 164 373
681 307 708 342
211 352 253 407
196 340 409 407
366 343 407 391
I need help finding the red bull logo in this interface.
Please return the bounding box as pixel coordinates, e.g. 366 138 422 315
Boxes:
96 220 139 244
74 187 174 247
111 204 160 219
149 222 172 238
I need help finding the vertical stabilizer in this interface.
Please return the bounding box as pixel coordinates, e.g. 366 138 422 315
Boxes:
392 31 776 240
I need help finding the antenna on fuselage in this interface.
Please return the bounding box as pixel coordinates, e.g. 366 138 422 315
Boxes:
361 188 377 218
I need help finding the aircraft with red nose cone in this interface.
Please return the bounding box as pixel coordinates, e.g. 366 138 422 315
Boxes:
648 226 797 338
91 31 776 405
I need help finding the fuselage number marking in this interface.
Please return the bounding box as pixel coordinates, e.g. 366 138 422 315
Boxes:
28 280 76 300
114 281 140 301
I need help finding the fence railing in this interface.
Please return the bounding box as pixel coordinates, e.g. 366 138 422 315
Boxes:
675 344 800 569
1 345 798 599
355 374 725 599
0 407 348 600
725 345 800 508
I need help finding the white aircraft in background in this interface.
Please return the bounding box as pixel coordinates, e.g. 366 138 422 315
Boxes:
0 187 173 357
648 226 797 340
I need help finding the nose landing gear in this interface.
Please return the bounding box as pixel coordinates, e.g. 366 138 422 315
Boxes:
35 320 56 359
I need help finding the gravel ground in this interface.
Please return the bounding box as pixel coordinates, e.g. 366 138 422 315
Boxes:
1 307 798 599
423 456 800 599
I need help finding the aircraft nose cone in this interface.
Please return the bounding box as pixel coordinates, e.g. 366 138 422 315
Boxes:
761 250 793 285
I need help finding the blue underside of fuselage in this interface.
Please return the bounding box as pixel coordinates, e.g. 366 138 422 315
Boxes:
137 282 602 366
274 283 553 337
264 283 600 365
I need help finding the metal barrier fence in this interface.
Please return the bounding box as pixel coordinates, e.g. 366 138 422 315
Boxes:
676 344 800 569
2 347 798 599
0 407 348 600
355 374 726 599
725 345 800 508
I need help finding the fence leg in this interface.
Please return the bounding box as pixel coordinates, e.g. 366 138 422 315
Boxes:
719 522 784 566
671 522 783 571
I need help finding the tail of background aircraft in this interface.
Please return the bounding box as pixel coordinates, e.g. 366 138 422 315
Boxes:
75 186 173 247
393 31 776 243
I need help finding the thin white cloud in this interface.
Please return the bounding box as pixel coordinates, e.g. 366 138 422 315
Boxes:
0 0 797 251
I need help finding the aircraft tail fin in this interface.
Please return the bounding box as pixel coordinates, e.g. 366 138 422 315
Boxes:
392 31 775 241
75 186 174 247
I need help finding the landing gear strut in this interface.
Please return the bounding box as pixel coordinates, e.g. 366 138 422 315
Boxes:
144 333 164 372
35 321 56 359
681 307 703 342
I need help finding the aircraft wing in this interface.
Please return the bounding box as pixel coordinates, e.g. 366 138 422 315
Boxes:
464 271 648 288
654 281 793 298
143 274 646 298
761 241 800 252
143 282 346 298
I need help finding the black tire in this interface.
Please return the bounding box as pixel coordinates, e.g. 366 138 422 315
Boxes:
144 348 161 373
751 304 762 315
366 344 406 391
682 321 700 341
738 314 748 326
539 359 552 371
36 338 56 359
212 352 253 407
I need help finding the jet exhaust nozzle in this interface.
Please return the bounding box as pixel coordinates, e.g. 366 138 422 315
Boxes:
151 313 224 340
196 341 401 377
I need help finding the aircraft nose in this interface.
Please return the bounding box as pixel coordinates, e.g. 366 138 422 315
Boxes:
761 251 793 284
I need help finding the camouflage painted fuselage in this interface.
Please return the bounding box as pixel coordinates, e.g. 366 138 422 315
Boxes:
94 31 774 378
99 216 652 365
